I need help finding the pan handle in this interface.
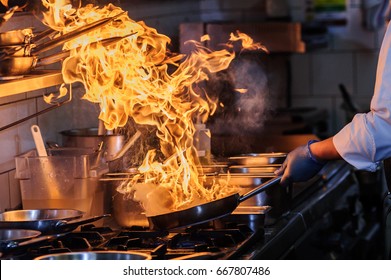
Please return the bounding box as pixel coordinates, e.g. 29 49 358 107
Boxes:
2 234 62 252
54 214 111 231
238 176 282 203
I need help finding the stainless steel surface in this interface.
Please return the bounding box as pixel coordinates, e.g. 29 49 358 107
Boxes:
0 209 110 234
0 28 33 46
197 164 228 174
0 70 63 98
219 174 273 187
229 165 280 174
0 209 85 221
0 229 41 242
60 127 126 161
147 176 281 230
0 56 35 76
34 251 152 260
229 153 287 165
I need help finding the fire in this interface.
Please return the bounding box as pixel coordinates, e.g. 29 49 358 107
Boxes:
40 1 267 215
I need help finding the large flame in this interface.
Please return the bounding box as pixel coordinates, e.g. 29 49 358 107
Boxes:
40 0 267 214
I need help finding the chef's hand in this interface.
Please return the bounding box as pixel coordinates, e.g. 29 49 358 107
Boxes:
275 140 326 186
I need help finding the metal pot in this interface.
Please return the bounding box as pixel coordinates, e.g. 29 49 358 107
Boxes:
0 55 35 76
61 128 125 161
34 251 152 260
0 209 110 234
0 28 33 46
0 50 70 76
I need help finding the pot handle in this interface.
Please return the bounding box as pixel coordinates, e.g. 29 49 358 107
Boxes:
54 214 111 231
238 176 281 203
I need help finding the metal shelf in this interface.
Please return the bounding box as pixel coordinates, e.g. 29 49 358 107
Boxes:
0 70 63 98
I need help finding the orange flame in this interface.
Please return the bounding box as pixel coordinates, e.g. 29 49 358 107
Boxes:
40 1 267 214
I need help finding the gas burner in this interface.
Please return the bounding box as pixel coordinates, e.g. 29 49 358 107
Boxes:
0 220 262 260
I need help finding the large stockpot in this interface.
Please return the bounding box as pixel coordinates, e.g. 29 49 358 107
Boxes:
60 128 125 161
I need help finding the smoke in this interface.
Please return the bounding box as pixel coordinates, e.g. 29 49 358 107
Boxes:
206 54 272 135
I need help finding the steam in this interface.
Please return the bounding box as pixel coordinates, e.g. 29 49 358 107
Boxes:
207 54 271 135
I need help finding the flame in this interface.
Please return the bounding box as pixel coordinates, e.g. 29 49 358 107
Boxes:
40 1 267 214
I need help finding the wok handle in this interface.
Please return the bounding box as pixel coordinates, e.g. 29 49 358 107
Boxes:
238 176 281 203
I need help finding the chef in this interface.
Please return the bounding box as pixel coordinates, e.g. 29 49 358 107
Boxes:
276 20 391 188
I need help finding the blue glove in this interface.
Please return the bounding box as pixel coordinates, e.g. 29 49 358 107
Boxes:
275 140 326 186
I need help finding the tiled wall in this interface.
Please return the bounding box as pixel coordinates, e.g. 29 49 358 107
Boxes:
0 0 385 211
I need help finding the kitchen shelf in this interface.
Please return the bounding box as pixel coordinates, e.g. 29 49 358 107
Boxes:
0 70 64 98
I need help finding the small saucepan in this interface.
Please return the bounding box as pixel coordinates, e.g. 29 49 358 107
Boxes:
0 209 110 234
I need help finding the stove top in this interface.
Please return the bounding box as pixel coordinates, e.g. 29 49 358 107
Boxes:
2 219 264 260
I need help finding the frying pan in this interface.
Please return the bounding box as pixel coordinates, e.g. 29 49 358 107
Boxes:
0 209 110 234
35 251 152 260
0 229 60 254
147 176 281 230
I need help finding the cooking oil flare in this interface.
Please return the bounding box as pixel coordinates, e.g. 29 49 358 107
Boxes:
40 0 268 214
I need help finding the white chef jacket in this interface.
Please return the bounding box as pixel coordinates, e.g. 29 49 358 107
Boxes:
333 22 391 171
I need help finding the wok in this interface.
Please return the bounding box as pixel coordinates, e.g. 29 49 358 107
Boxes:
0 209 110 234
147 176 281 230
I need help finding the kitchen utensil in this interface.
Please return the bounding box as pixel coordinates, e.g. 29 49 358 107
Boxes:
0 229 40 244
147 176 281 230
0 209 110 234
29 11 126 56
228 165 281 174
0 27 32 46
0 55 36 76
228 153 287 165
34 251 152 260
0 229 60 254
30 124 47 156
0 33 133 75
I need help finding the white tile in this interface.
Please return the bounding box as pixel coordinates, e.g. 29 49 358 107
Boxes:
0 173 10 212
311 52 354 96
0 104 19 168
